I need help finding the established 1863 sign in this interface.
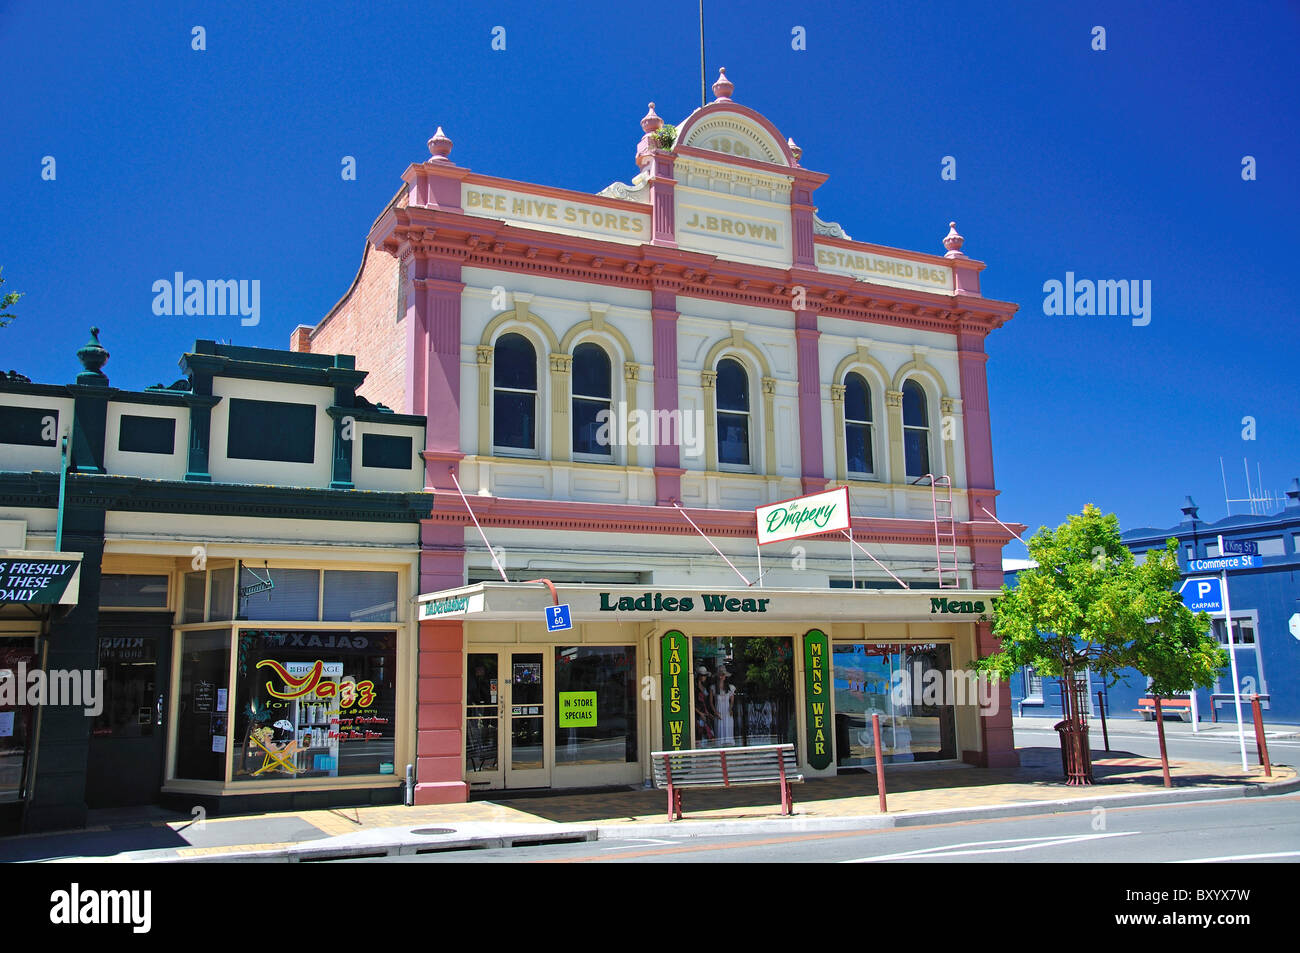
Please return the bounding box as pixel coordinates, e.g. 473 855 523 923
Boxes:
660 631 691 751
0 557 80 605
803 629 832 770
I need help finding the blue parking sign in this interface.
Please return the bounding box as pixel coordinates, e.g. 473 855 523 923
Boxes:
1178 577 1223 614
545 603 572 632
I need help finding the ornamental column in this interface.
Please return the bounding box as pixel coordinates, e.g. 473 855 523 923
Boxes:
651 285 685 503
794 308 827 493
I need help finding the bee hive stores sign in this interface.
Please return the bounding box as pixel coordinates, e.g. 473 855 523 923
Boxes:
660 631 690 751
803 629 832 769
755 486 851 545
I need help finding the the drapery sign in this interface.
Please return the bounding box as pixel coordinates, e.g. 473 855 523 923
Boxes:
755 487 850 545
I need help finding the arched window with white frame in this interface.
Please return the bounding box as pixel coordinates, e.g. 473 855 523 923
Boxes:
493 332 537 453
844 371 874 477
571 342 612 458
716 357 751 468
902 378 931 479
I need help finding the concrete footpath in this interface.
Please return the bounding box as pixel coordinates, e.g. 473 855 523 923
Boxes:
1 734 1294 863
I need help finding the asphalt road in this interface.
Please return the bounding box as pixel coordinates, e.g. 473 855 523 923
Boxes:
1014 724 1300 768
330 793 1300 863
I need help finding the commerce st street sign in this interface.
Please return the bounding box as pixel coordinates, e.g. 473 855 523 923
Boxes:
1186 554 1261 573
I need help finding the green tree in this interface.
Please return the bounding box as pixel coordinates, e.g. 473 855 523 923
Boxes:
978 504 1224 783
0 267 21 328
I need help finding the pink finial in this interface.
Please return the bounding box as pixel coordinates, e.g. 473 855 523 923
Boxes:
787 137 802 165
641 102 663 133
427 126 453 162
712 67 734 102
943 221 966 258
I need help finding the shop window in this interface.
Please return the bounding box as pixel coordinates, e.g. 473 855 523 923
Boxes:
175 631 230 782
902 380 930 478
0 405 57 447
571 343 612 457
0 639 40 799
554 646 636 764
493 333 537 452
238 567 319 621
232 630 397 782
100 574 169 608
93 636 159 739
691 636 795 748
361 433 413 470
226 398 316 464
832 642 957 765
844 372 873 476
118 414 176 455
322 571 398 623
716 358 751 468
209 567 235 622
182 571 206 623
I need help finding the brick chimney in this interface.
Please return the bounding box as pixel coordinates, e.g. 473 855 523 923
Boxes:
290 325 313 353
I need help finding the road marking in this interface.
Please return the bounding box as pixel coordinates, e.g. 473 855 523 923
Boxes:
840 831 1140 863
1172 851 1300 864
602 838 677 851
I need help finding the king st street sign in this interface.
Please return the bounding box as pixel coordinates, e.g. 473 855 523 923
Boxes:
755 486 851 545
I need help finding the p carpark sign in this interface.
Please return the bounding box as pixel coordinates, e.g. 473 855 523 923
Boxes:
1178 577 1223 614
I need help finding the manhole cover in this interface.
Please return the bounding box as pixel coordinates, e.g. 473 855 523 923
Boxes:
411 827 456 836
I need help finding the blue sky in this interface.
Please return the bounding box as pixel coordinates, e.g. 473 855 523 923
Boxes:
3 0 1297 542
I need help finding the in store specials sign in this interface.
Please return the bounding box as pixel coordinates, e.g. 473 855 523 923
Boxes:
558 691 598 727
755 486 851 545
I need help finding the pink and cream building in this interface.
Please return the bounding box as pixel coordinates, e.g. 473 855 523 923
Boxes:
296 70 1021 803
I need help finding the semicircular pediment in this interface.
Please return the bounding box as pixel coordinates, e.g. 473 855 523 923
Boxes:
678 110 790 167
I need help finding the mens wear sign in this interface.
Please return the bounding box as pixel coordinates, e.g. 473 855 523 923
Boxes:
755 486 851 545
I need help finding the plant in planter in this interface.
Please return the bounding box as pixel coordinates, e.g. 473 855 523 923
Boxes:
652 124 676 150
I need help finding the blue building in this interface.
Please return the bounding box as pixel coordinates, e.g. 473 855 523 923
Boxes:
1007 485 1300 726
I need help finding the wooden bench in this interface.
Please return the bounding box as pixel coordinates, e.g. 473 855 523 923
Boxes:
1209 693 1270 723
650 743 803 821
1133 697 1193 722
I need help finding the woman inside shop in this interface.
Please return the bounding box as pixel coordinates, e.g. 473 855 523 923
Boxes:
711 666 737 746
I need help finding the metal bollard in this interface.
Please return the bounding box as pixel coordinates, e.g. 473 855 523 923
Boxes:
404 763 415 806
872 713 887 813
1250 695 1272 777
1097 690 1110 752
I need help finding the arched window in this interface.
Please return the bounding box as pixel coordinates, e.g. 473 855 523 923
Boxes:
716 358 750 468
902 379 930 478
845 372 873 476
493 333 537 452
571 342 612 457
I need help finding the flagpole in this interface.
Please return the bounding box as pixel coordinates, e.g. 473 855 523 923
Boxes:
699 0 707 107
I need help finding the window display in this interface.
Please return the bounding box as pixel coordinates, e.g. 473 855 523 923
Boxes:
232 630 396 781
691 636 795 749
0 639 39 800
554 646 636 764
832 642 957 765
175 631 230 781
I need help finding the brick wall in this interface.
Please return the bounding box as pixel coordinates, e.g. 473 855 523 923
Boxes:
297 193 409 412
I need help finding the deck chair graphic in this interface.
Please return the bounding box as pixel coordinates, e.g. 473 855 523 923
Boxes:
250 733 299 776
